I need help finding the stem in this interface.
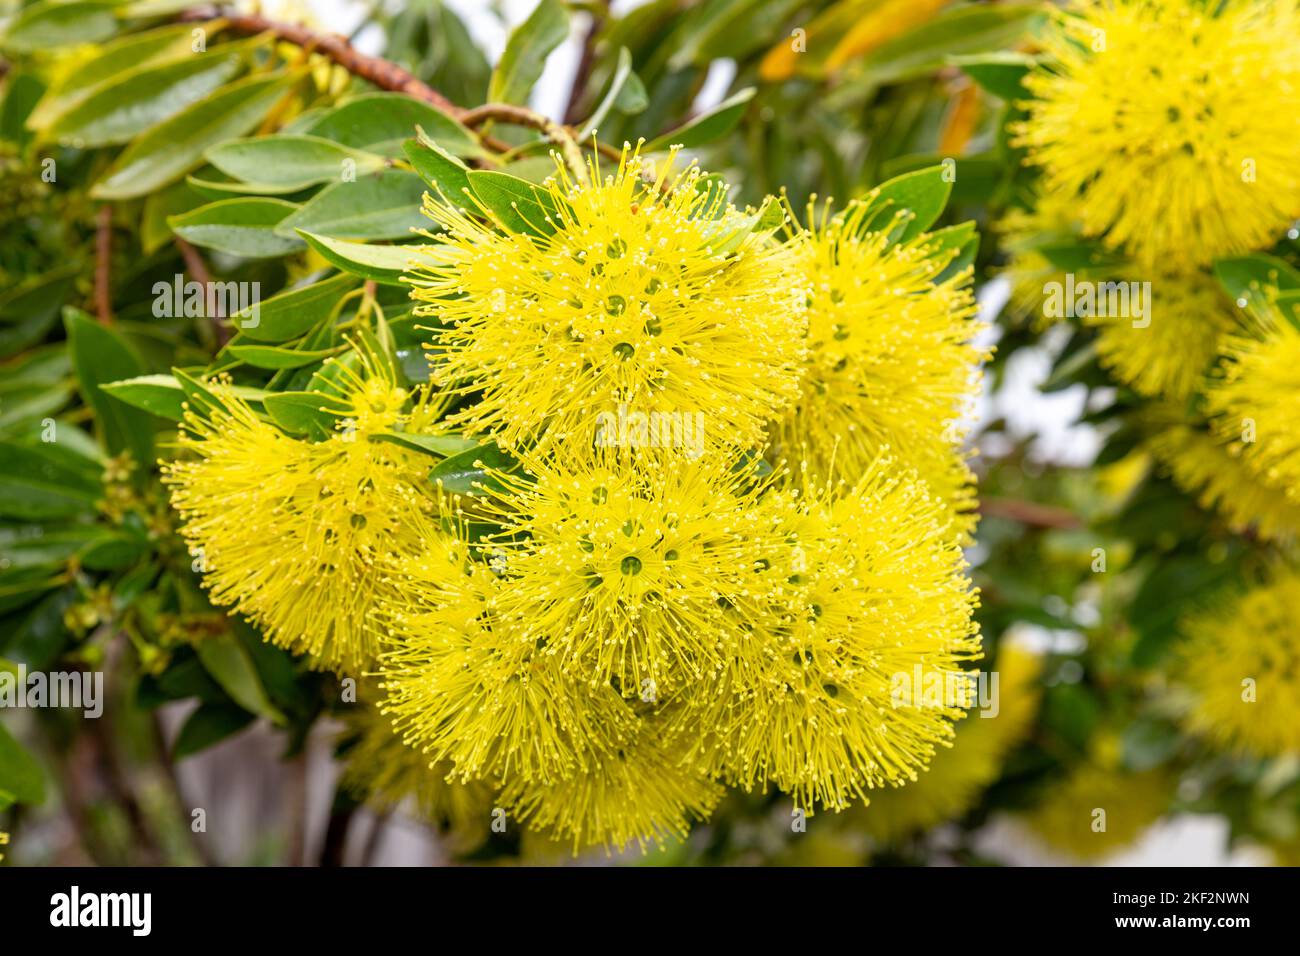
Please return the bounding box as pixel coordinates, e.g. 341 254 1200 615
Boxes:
978 496 1082 530
563 1 610 126
461 104 589 184
174 237 230 348
178 6 464 117
94 205 113 325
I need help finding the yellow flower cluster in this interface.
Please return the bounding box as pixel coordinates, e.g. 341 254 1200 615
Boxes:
163 147 985 852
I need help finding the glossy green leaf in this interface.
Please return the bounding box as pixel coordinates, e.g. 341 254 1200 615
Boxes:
488 0 569 106
195 633 286 725
102 373 266 420
403 132 471 202
274 170 428 241
371 431 478 459
227 343 342 370
645 87 755 152
579 47 647 138
263 390 351 439
1 0 118 54
856 166 952 241
0 442 100 520
0 721 45 807
64 309 154 467
47 49 245 147
206 134 387 191
296 232 419 286
303 92 480 158
468 169 568 237
168 198 304 258
951 51 1037 102
92 73 295 200
172 702 256 759
427 441 518 496
234 272 360 343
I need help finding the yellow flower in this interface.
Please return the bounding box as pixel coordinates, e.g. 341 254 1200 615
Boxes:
1147 419 1300 542
1178 568 1300 758
377 510 642 786
339 698 494 852
1206 312 1300 499
498 721 723 854
162 351 433 673
772 198 984 529
1092 269 1238 401
1023 764 1170 860
477 445 781 697
676 457 982 812
407 148 807 452
1015 0 1300 268
857 642 1043 842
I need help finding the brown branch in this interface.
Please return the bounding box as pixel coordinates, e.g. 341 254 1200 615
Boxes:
179 6 464 118
174 237 230 348
461 104 589 182
563 1 610 126
978 496 1083 530
94 205 113 325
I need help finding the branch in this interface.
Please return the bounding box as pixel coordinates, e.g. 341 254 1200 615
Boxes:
178 6 464 118
563 1 610 126
94 205 113 325
174 237 230 348
978 496 1083 530
462 104 589 184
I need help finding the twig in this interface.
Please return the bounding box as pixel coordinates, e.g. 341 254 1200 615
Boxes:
461 104 589 183
94 206 113 325
174 237 230 347
563 1 610 126
178 6 464 117
978 496 1082 530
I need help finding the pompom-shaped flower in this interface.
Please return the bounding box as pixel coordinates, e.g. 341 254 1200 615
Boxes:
162 354 433 673
1178 569 1300 757
378 518 642 785
1206 314 1300 498
772 198 984 527
1015 0 1300 268
498 721 723 854
857 642 1042 842
407 148 807 452
1023 764 1170 860
676 457 982 811
1147 419 1300 542
1092 269 1238 401
339 696 494 852
477 445 782 697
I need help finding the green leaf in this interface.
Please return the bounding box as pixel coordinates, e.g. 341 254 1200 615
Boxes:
303 92 480 158
102 373 266 420
427 441 518 496
227 343 341 370
645 88 755 152
950 51 1038 102
172 702 255 759
3 586 77 667
92 73 295 200
262 390 350 439
0 73 44 148
64 309 154 466
468 169 569 237
927 220 979 279
274 170 428 241
195 633 286 725
579 47 647 138
233 272 360 343
857 166 952 241
206 134 387 191
168 198 305 258
489 0 569 106
853 4 1043 87
26 22 205 131
141 181 207 255
46 48 245 147
0 442 100 520
371 431 478 459
0 721 45 807
403 132 471 201
297 232 419 286
1 0 118 54
1214 254 1300 321
79 531 148 571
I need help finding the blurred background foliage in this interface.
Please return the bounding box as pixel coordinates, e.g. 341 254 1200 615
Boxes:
0 0 1296 866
